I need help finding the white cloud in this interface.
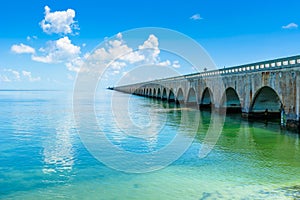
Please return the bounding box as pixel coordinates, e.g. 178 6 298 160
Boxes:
65 57 84 72
116 32 122 39
156 60 181 68
5 69 20 80
62 33 180 74
0 69 40 82
32 36 81 64
26 33 178 74
40 6 78 35
112 70 120 75
172 60 180 68
109 39 137 61
106 61 128 75
32 54 52 63
27 36 38 41
190 14 202 20
32 36 82 72
0 75 11 82
88 33 144 65
138 34 160 63
282 22 298 29
11 43 35 54
110 61 127 70
22 70 41 82
157 60 171 67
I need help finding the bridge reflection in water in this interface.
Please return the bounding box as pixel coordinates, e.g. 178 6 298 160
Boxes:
112 55 300 133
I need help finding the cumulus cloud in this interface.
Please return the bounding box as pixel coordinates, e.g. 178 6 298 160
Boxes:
0 75 11 82
156 60 181 68
116 32 122 39
32 36 81 64
282 22 298 29
0 69 40 82
172 60 180 68
84 33 144 75
26 36 38 41
31 36 82 72
138 34 160 63
11 43 35 54
5 69 20 80
190 14 202 20
110 61 127 70
108 38 144 63
65 56 85 72
83 33 181 75
157 60 171 67
87 33 145 69
22 70 41 82
40 6 79 35
0 69 17 82
28 33 180 74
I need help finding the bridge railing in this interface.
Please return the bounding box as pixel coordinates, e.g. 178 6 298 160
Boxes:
154 55 300 83
114 55 300 88
194 55 300 78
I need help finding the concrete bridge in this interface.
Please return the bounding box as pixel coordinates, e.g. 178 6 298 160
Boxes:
112 55 300 132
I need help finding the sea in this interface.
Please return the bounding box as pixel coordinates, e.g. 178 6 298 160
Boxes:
0 89 300 199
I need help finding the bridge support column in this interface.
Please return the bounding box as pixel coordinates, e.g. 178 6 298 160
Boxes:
285 119 299 132
285 74 300 132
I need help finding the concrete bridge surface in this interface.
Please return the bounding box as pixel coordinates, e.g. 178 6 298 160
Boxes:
112 55 300 132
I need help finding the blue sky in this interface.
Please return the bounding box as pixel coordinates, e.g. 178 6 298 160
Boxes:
0 0 300 89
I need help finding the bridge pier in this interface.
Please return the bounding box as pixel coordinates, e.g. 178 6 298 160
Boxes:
286 120 300 132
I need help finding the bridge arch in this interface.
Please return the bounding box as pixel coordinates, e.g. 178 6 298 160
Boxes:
221 87 242 113
200 87 214 109
162 88 167 100
250 86 282 119
168 89 175 102
149 88 152 97
153 88 156 97
186 88 198 108
176 88 184 103
157 88 161 99
134 88 139 95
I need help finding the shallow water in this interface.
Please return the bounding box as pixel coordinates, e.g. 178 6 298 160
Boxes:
0 90 300 199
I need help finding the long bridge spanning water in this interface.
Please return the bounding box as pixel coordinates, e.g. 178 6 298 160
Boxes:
112 55 300 132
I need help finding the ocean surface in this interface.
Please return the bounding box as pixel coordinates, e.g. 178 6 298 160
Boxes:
0 90 300 199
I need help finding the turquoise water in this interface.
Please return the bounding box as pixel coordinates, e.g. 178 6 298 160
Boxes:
1 90 300 199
